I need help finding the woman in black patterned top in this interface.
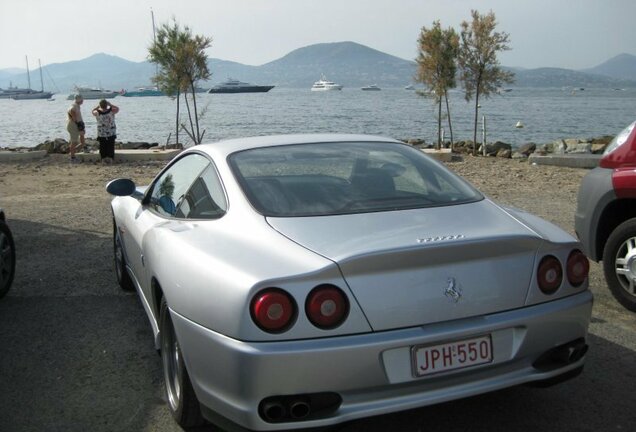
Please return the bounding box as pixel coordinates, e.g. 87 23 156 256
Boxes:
92 99 120 163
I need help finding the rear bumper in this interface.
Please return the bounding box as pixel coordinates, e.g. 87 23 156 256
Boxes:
171 291 593 431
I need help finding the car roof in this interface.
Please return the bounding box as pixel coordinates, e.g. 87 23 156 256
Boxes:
191 134 404 159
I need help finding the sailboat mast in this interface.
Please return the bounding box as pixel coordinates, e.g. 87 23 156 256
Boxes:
151 8 158 77
25 56 31 90
38 59 44 92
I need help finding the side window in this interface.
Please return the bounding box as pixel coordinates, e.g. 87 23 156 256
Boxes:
149 154 210 217
176 164 228 219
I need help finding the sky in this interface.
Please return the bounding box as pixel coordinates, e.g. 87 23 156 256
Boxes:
1 0 635 71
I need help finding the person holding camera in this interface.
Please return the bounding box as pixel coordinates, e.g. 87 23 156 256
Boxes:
92 99 120 163
66 94 87 162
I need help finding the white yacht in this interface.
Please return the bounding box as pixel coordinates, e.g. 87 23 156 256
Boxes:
361 84 381 91
208 79 274 94
67 86 119 100
311 76 343 91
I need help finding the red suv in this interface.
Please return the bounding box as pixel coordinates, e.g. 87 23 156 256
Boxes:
575 121 636 311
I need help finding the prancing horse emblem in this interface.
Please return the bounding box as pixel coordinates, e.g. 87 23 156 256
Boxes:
444 277 462 303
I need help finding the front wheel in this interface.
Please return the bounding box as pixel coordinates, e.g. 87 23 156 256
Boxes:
603 217 636 311
0 220 16 299
159 296 203 429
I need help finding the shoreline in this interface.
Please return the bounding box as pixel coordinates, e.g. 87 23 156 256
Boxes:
0 133 613 164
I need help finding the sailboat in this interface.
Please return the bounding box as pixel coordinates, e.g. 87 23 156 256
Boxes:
11 57 54 100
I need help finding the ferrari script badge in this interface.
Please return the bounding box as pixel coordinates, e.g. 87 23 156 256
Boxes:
444 277 462 303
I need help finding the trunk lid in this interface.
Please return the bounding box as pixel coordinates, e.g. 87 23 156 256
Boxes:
267 200 543 331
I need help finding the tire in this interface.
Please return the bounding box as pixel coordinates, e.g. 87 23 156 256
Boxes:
603 217 636 312
159 296 204 429
0 220 16 299
113 220 135 292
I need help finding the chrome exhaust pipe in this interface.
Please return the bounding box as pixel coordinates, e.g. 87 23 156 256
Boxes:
261 401 286 422
289 397 311 419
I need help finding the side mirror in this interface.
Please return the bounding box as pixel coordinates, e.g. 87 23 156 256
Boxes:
106 178 137 196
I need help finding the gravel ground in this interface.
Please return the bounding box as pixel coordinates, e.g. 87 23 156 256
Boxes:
1 154 635 432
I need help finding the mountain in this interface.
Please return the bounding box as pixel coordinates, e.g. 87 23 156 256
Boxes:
583 53 636 81
1 43 635 92
258 41 416 87
512 67 636 88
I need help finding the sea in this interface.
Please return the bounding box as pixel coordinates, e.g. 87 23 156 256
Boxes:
1 86 635 149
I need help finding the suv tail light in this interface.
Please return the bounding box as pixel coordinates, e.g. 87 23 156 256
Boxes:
251 288 296 333
567 250 589 287
306 285 349 329
537 255 563 294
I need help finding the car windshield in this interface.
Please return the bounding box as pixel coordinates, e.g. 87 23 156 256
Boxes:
229 141 483 217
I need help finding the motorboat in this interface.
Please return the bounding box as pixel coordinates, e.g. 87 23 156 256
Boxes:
67 86 119 100
122 86 164 97
361 84 381 91
311 76 343 91
404 85 415 90
208 79 274 94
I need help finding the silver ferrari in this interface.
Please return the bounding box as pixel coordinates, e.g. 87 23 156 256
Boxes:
107 134 592 431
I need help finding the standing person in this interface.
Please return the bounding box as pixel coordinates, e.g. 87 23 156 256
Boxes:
92 99 119 164
66 94 86 162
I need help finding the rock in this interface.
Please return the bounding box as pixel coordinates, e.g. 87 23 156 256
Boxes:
591 135 614 145
117 142 159 150
517 142 536 156
591 143 607 154
564 138 580 147
406 138 425 147
497 149 512 158
35 138 70 154
482 141 511 156
565 142 592 154
512 152 529 159
552 139 566 154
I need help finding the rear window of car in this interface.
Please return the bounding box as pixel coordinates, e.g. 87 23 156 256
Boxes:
229 141 483 217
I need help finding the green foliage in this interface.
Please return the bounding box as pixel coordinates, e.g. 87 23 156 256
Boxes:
148 19 212 145
458 10 515 151
415 21 459 148
416 21 459 98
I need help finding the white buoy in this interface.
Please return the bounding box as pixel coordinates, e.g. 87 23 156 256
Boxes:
515 121 524 129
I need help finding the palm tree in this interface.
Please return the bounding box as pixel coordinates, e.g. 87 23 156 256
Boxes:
148 19 212 145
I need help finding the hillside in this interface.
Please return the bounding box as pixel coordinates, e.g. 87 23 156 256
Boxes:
583 53 636 81
2 43 636 93
513 67 636 88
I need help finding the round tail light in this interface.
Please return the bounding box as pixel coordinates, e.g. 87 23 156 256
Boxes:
306 285 349 329
251 288 296 333
537 255 563 294
567 250 589 287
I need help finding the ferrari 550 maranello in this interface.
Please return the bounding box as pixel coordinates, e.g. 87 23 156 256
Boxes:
107 134 592 431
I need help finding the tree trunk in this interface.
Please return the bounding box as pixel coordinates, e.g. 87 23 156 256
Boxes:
183 91 196 143
472 89 480 156
190 81 201 144
175 90 180 146
444 91 454 150
437 94 442 149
